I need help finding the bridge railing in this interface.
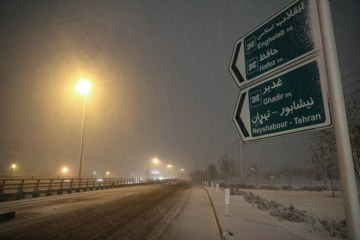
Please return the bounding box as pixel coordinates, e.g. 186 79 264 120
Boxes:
0 178 158 195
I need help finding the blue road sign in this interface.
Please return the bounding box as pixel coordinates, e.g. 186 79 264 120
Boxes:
233 56 331 142
229 0 322 89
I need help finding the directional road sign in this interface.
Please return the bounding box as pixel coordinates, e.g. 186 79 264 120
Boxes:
233 56 331 142
229 0 322 88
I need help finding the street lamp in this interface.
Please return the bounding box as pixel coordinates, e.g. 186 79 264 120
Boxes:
166 164 173 179
147 158 159 180
10 164 16 177
9 142 18 178
180 168 184 179
75 79 91 179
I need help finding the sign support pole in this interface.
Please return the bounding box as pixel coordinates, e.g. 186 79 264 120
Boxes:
239 140 243 183
318 1 360 239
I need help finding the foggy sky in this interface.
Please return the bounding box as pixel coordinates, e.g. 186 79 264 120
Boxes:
0 0 359 178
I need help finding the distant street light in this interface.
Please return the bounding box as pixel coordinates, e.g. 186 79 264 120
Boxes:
9 142 18 178
62 167 68 173
147 158 159 180
179 168 184 179
10 164 16 177
75 79 91 179
166 164 173 178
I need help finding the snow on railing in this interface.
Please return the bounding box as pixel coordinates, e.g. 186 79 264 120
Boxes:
0 178 158 195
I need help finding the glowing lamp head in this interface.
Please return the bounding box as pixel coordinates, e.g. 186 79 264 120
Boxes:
63 167 68 173
11 164 16 169
75 79 91 95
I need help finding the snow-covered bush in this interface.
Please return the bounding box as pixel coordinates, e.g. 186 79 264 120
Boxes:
239 191 284 211
281 186 293 191
319 218 347 239
231 188 348 238
270 204 307 222
234 190 307 222
260 185 279 190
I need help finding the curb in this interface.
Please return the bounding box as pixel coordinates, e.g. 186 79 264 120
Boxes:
202 187 223 240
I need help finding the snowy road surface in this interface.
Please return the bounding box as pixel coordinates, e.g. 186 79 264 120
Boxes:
0 183 219 240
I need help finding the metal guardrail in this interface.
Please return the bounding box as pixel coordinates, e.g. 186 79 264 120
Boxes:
0 178 156 195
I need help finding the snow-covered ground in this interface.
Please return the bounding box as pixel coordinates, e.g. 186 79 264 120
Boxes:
205 187 356 240
243 189 346 220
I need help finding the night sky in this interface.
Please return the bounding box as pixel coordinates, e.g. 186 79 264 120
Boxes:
1 0 359 178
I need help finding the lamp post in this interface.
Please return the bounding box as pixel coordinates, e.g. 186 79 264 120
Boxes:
62 167 68 178
9 142 18 178
75 79 91 179
10 164 16 178
166 164 172 179
180 168 184 179
147 158 159 180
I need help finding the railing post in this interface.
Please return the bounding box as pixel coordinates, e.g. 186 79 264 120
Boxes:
34 179 40 191
0 180 6 195
18 179 25 193
60 179 64 190
48 179 53 190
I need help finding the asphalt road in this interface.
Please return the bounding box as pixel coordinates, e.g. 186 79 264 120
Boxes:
0 182 197 240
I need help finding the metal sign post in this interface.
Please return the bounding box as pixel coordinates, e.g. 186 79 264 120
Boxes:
317 1 360 239
225 188 231 217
